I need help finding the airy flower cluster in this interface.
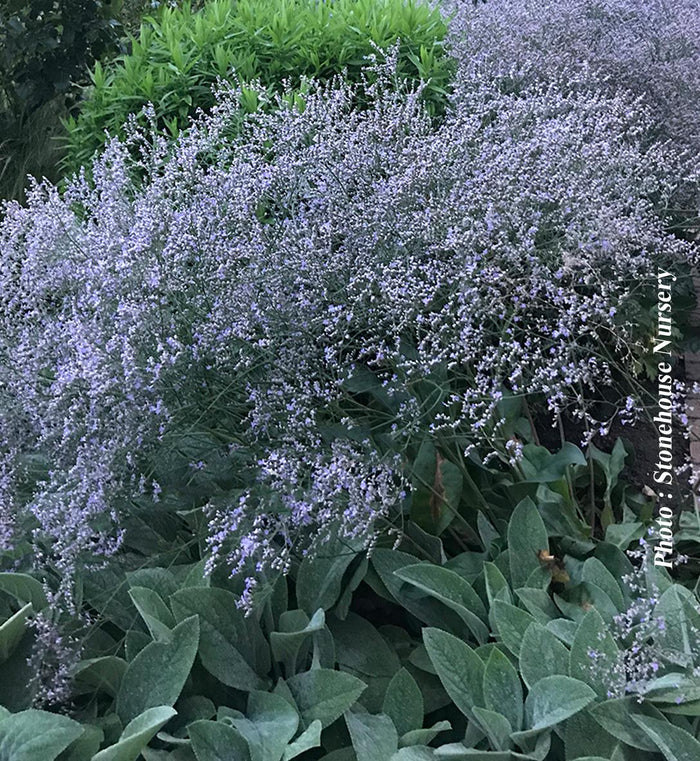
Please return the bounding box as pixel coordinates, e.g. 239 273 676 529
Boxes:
444 0 700 154
26 610 83 707
0 27 697 601
590 536 700 701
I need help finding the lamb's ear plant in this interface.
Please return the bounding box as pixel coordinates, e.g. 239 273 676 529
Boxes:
4 490 700 760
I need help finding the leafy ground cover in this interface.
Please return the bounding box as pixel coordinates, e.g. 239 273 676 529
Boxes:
0 0 700 759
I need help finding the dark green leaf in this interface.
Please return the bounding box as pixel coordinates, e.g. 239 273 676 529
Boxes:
383 668 424 737
286 669 366 729
0 603 31 662
74 656 128 698
423 627 484 720
0 574 47 610
329 612 400 678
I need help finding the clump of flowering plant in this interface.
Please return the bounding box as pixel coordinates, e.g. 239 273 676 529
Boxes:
0 42 698 608
444 0 700 156
589 534 700 702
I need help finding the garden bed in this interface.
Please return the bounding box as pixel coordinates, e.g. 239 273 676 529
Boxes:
1 1 700 760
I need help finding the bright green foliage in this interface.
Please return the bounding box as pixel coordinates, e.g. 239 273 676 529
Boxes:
62 0 453 173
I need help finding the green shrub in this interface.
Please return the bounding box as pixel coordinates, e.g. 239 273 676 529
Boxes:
61 0 454 174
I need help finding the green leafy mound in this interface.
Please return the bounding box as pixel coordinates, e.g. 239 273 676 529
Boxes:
61 0 453 173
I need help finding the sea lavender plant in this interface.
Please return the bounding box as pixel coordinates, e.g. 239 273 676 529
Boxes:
589 535 700 701
26 610 83 708
443 0 700 157
0 46 698 610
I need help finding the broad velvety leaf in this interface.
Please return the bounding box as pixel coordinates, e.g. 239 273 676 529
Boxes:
518 623 569 689
390 748 435 760
74 656 128 698
519 443 586 483
483 563 512 607
129 586 175 640
0 573 47 610
329 612 400 678
286 669 366 728
588 698 664 751
545 619 578 647
483 648 523 731
61 724 104 761
170 587 268 691
282 720 322 760
563 710 619 761
472 707 512 751
0 602 31 661
491 601 536 657
383 668 424 736
346 712 399 761
296 542 358 615
0 709 82 761
581 558 624 611
399 720 451 748
270 609 325 675
507 498 549 589
92 706 177 761
514 589 559 623
395 564 488 644
655 586 700 658
116 615 199 724
632 714 700 761
230 690 299 761
189 719 250 761
524 675 596 732
569 609 622 698
423 627 484 720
